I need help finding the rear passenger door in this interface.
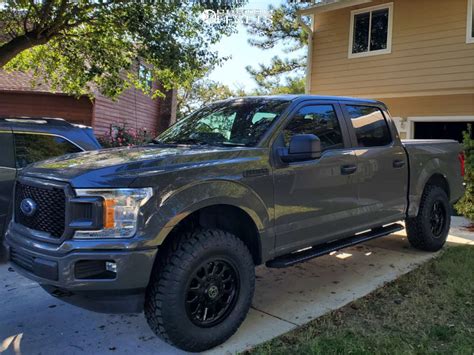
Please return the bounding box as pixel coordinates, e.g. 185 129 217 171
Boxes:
0 128 16 236
341 103 408 229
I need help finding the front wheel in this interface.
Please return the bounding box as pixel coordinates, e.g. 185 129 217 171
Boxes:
145 229 255 352
406 185 451 252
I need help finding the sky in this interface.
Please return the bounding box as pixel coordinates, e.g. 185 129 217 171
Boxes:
207 0 303 91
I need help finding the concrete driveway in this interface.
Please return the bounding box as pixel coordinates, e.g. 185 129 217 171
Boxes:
1 217 473 355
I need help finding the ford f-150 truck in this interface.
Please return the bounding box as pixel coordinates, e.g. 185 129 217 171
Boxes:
5 95 464 352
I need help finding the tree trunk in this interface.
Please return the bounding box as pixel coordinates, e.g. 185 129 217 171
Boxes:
0 34 48 67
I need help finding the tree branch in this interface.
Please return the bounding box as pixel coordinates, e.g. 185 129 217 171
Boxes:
0 33 49 67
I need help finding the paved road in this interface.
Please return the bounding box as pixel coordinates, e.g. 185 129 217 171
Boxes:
1 217 473 355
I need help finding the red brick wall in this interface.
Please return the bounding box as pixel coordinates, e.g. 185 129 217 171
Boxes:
0 91 93 125
93 85 176 137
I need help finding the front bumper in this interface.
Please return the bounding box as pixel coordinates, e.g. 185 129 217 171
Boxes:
5 224 157 313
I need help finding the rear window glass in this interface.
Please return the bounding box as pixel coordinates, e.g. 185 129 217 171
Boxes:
346 105 392 147
14 133 82 168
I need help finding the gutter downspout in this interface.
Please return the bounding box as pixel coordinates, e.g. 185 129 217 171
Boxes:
297 13 314 94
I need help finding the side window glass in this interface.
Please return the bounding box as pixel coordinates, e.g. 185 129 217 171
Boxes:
346 105 392 147
14 133 82 169
0 132 15 168
282 105 344 151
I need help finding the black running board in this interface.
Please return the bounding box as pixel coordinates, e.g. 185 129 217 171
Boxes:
266 223 404 269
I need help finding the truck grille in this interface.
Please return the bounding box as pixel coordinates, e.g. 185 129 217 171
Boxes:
15 182 66 238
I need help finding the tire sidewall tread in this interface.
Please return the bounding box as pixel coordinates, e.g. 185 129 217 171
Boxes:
145 228 255 352
406 185 451 252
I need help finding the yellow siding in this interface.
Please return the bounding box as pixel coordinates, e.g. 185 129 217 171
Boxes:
383 94 474 117
310 0 474 97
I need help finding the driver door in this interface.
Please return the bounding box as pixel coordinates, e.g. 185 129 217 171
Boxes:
272 102 360 255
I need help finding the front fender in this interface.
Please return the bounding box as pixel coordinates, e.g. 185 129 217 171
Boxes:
146 179 271 246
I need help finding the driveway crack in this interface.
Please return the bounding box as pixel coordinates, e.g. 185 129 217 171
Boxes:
251 306 299 327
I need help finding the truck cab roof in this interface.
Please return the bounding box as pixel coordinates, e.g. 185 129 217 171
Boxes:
214 94 383 106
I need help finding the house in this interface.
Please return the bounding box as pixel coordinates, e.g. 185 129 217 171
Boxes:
299 0 474 141
0 66 177 137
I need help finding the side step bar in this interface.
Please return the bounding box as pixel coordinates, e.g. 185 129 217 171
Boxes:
266 223 404 269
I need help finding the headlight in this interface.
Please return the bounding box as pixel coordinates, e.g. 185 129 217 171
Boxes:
73 188 153 238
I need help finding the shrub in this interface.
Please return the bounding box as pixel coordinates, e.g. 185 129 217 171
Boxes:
455 125 474 221
98 124 155 148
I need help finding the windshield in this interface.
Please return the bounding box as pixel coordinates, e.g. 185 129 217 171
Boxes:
156 98 291 147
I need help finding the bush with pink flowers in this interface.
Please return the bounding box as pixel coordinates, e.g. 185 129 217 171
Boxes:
98 124 156 148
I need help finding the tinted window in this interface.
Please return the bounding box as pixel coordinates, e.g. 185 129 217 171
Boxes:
346 106 392 147
14 133 82 168
0 132 15 168
283 105 344 151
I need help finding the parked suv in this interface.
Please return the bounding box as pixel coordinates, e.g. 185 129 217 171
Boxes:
0 117 101 244
5 96 464 352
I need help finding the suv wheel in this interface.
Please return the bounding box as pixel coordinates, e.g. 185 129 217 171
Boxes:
145 229 255 352
406 185 451 252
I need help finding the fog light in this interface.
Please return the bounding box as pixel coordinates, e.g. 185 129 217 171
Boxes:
106 261 117 273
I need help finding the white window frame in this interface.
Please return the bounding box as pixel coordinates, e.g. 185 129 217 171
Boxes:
467 0 474 43
348 2 394 59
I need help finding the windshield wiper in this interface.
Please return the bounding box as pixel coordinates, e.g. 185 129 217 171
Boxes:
216 142 248 147
165 138 209 146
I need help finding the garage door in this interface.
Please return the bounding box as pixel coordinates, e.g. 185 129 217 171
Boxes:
0 92 93 125
414 121 474 143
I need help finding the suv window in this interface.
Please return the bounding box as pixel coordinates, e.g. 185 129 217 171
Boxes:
282 105 344 151
346 105 392 147
14 133 82 169
0 132 15 168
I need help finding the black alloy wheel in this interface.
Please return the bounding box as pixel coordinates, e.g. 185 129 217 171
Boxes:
185 259 240 327
430 200 446 237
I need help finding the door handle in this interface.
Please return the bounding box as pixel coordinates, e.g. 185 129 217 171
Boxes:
393 159 406 168
341 165 357 175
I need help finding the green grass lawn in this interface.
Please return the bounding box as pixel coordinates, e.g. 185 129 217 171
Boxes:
250 246 474 355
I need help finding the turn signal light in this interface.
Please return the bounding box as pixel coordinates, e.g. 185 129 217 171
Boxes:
103 199 116 228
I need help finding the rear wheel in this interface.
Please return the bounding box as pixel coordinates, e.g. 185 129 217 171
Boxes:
406 185 450 252
145 229 255 352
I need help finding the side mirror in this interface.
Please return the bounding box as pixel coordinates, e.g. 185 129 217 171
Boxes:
280 134 322 163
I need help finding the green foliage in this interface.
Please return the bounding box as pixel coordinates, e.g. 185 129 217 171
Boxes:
266 76 305 95
244 3 309 90
0 0 244 99
177 79 234 119
98 124 155 148
177 76 304 118
455 125 474 220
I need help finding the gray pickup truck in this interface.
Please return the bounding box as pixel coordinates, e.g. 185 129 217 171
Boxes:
5 95 464 352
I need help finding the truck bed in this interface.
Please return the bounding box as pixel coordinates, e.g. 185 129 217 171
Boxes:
401 139 464 216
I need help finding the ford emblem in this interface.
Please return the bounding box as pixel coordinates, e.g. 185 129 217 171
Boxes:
20 198 37 217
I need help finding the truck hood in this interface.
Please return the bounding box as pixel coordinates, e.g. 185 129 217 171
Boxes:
21 145 248 188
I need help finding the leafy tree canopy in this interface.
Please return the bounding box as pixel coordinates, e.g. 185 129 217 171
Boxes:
177 79 234 119
177 76 305 118
0 0 245 98
244 2 310 91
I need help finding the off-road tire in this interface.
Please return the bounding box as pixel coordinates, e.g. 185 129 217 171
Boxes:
144 229 255 352
406 185 450 252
